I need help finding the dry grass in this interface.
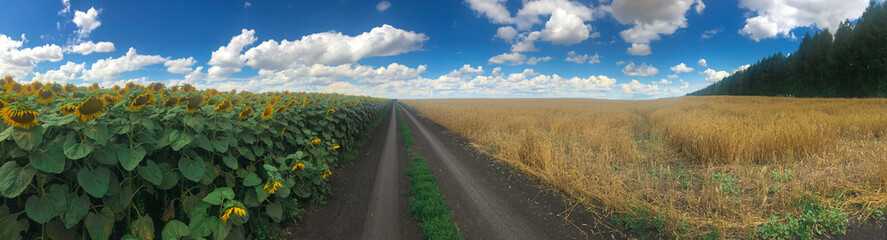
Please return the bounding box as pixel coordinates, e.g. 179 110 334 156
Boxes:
401 96 887 239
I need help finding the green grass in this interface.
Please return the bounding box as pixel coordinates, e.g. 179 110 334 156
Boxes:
398 106 462 240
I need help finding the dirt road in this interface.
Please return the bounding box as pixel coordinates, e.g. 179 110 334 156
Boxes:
399 104 621 240
288 102 420 240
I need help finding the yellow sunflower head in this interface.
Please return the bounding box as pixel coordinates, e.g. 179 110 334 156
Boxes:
206 88 219 97
31 81 44 91
0 99 7 110
49 84 63 93
60 104 77 115
125 82 138 89
9 82 22 93
148 82 165 92
181 83 196 93
101 94 119 106
322 170 332 179
311 138 321 145
261 104 275 119
214 99 232 112
75 97 104 122
88 83 100 92
36 88 56 104
275 105 286 113
111 85 121 91
170 85 180 92
186 94 204 113
326 108 335 115
163 96 179 107
1 106 39 129
63 84 76 94
129 93 154 111
238 107 254 119
206 98 218 106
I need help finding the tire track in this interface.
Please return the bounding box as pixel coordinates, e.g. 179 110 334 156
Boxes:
360 103 403 240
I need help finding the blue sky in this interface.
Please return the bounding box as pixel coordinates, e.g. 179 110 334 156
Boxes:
0 0 873 99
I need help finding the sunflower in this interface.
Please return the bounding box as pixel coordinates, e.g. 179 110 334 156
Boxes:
275 105 286 113
261 104 275 119
88 83 100 92
36 88 56 104
49 84 63 93
180 84 196 93
280 127 286 137
101 94 120 106
162 96 179 107
0 99 7 110
230 98 241 105
31 81 44 90
74 97 104 122
326 108 335 115
117 89 127 95
129 93 154 111
291 162 305 171
263 181 283 194
206 98 218 106
332 145 340 150
321 170 332 179
206 88 219 97
125 82 138 89
63 84 76 93
170 85 179 92
111 85 121 92
310 138 321 145
238 107 254 119
214 99 232 112
220 206 246 223
59 104 77 115
148 82 165 92
1 107 39 129
23 85 34 95
185 94 204 113
9 82 22 93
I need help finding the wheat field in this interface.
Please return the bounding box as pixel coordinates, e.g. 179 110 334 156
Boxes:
401 96 887 238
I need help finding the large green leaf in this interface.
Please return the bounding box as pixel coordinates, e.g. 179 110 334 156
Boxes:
213 218 232 240
0 214 23 240
46 219 75 240
202 187 234 205
130 214 154 240
104 185 132 213
63 135 94 160
77 166 110 198
46 184 68 216
157 163 180 190
0 127 13 142
83 123 110 145
184 114 204 132
84 207 114 240
178 156 205 183
62 193 90 228
118 145 147 171
161 220 190 240
29 144 66 174
221 154 238 170
25 195 56 224
242 173 261 187
266 201 283 223
136 160 163 185
169 129 194 151
91 146 118 165
0 162 36 198
13 126 43 151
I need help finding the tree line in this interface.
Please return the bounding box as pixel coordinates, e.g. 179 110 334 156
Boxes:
690 1 887 98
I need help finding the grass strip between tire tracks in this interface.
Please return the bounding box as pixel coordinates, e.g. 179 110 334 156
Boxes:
398 106 462 239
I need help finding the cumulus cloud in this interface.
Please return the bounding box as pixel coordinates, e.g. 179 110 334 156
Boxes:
243 25 428 69
619 79 687 96
165 57 197 74
511 31 541 52
733 64 751 73
0 34 65 80
256 63 426 86
495 26 518 43
32 61 85 84
540 9 592 45
59 0 71 15
622 62 659 76
701 28 721 39
605 0 704 55
73 7 101 39
244 2 251 8
667 74 679 79
66 41 115 55
488 52 550 65
697 58 707 67
376 1 391 12
82 47 167 82
739 0 868 41
465 0 514 24
670 63 694 73
513 0 595 30
565 51 600 64
701 68 729 82
207 29 257 79
627 43 651 56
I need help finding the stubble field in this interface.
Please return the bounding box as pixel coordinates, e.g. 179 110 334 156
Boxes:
401 96 887 239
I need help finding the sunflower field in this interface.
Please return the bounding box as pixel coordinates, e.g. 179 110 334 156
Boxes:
0 76 389 239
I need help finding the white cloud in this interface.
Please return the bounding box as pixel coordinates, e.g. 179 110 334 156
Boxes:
244 2 251 8
622 62 659 76
0 35 65 80
207 29 257 79
465 0 514 24
511 31 541 52
82 47 167 82
66 41 115 55
701 28 721 39
540 9 592 45
697 58 707 67
185 66 207 82
667 74 679 79
73 7 101 39
488 52 550 65
513 0 595 30
670 63 694 73
165 57 197 74
256 63 426 86
59 0 71 15
738 0 868 41
376 1 391 12
694 0 706 14
627 43 651 56
655 79 672 85
565 51 600 64
32 61 85 84
495 26 518 43
243 25 428 69
733 64 751 73
605 0 703 55
701 68 729 82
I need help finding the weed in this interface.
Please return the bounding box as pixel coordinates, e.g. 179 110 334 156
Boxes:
611 204 665 239
712 172 736 195
755 195 849 239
